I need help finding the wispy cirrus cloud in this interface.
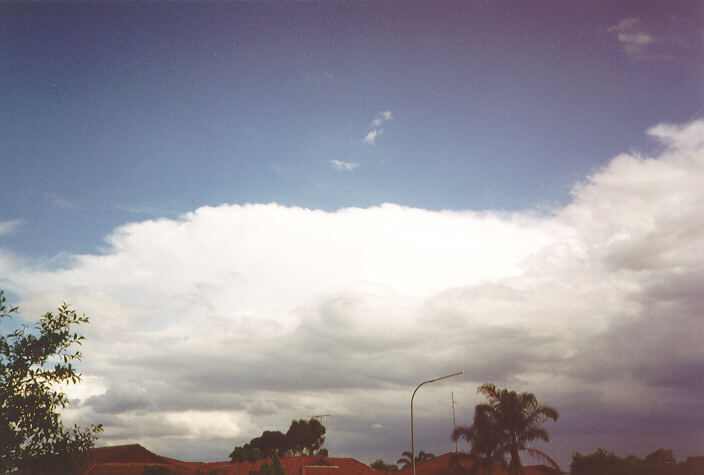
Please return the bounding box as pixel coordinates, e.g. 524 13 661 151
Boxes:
608 17 656 59
47 193 80 210
370 110 392 128
362 129 381 145
363 110 392 145
329 160 359 171
0 220 22 236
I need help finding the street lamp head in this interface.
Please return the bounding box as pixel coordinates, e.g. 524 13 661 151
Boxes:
428 371 464 384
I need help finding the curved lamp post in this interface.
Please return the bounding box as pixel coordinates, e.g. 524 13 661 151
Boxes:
411 371 463 475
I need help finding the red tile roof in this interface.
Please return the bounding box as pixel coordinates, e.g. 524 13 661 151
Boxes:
390 453 562 475
82 444 172 468
75 445 376 475
74 446 563 475
393 453 486 475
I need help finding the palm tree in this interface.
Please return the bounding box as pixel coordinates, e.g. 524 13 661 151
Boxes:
475 384 559 475
396 450 435 468
452 404 508 475
397 452 413 469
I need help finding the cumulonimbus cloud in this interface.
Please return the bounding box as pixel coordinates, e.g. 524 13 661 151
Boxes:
2 118 703 466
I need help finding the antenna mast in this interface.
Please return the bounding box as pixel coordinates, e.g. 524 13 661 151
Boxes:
311 414 331 425
451 391 457 452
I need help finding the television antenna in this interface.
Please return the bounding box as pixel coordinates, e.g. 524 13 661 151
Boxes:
311 414 332 425
451 391 458 452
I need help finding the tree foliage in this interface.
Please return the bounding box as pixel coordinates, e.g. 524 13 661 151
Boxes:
284 418 326 456
249 452 285 475
230 445 265 463
230 418 326 462
396 450 435 468
452 403 508 475
370 459 399 471
571 447 692 475
0 291 102 474
453 384 559 475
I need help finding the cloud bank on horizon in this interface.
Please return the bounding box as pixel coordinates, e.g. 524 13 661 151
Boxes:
1 118 703 465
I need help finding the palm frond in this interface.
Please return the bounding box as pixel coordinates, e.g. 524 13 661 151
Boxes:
524 448 560 472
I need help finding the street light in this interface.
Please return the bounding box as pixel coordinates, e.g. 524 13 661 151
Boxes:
411 371 463 475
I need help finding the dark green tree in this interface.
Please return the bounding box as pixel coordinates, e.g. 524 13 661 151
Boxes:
370 459 399 471
645 448 676 470
571 447 687 475
231 418 327 462
252 431 288 457
396 450 435 468
464 384 559 475
452 403 508 475
230 445 264 463
396 451 412 468
256 452 285 475
284 419 326 456
0 291 102 474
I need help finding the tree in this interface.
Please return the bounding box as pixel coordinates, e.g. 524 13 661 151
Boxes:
284 419 326 456
253 452 285 475
0 291 102 474
396 450 435 468
370 459 398 471
644 448 676 469
570 448 622 475
229 445 264 463
230 418 327 462
465 384 559 475
452 403 508 475
571 447 686 475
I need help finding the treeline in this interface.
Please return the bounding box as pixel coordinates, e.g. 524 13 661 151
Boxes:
571 448 699 475
230 419 327 462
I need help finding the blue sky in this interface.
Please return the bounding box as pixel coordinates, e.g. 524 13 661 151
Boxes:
3 2 702 257
1 1 703 469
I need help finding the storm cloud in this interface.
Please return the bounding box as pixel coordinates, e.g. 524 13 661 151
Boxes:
2 118 703 467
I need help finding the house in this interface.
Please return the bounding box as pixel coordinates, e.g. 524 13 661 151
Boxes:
44 444 376 475
18 446 564 475
385 453 561 475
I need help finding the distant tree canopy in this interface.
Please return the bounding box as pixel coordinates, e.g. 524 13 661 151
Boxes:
396 450 434 468
370 459 399 471
230 418 326 462
571 447 694 475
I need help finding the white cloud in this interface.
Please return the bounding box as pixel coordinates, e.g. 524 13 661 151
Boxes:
363 129 381 145
47 193 79 210
329 159 359 171
370 110 393 128
0 220 21 236
1 118 703 466
363 111 392 144
608 17 656 59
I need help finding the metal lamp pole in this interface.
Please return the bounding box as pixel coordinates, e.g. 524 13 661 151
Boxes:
411 371 463 475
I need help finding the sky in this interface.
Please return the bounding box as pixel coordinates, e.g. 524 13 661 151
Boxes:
1 1 703 470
